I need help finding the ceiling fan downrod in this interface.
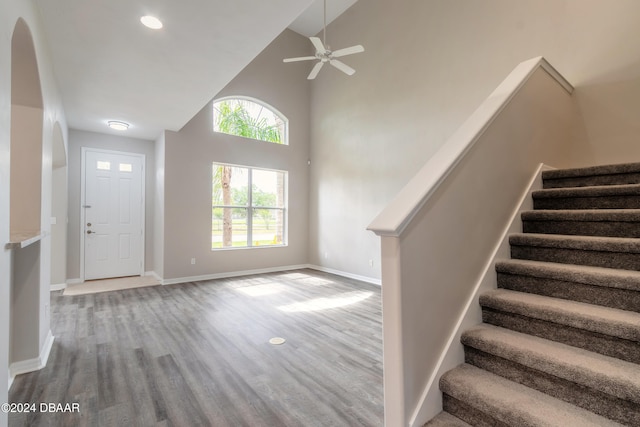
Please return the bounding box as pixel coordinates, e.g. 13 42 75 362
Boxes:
282 0 365 80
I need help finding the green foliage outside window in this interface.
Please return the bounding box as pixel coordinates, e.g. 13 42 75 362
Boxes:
211 98 287 249
214 99 285 144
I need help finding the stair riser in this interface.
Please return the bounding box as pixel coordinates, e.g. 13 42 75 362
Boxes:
464 347 639 426
442 395 511 427
424 412 473 427
543 173 640 189
482 308 640 364
496 273 640 313
522 220 640 238
432 164 640 426
510 245 640 271
533 196 640 210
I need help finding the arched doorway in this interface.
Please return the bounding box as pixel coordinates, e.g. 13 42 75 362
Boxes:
10 18 43 236
9 18 47 379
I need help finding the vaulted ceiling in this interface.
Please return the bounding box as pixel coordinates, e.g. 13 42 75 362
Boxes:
33 0 357 140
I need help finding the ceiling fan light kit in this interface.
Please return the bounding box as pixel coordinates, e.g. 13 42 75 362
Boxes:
283 0 364 80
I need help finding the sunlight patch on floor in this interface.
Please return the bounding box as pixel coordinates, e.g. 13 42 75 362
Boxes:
277 272 312 280
236 283 285 297
277 272 334 286
298 277 334 286
278 291 373 313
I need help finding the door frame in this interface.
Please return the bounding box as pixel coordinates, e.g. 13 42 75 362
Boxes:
80 147 146 282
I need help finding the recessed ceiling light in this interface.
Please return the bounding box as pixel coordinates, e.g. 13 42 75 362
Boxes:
107 121 130 131
140 15 163 30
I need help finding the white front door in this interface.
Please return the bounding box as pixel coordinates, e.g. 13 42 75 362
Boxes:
82 149 144 281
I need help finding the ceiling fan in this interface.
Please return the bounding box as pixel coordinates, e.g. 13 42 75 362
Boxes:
283 0 365 80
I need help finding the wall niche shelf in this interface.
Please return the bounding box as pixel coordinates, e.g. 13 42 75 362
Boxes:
6 230 45 250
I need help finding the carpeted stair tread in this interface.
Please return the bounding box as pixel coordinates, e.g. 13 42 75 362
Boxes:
428 161 640 426
542 163 640 180
509 233 640 253
521 210 640 238
495 258 640 291
440 364 623 426
532 184 640 210
521 209 640 222
533 183 640 199
479 289 640 342
423 411 472 426
462 324 640 403
542 163 640 188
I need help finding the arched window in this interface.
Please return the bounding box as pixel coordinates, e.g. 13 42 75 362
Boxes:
213 97 288 145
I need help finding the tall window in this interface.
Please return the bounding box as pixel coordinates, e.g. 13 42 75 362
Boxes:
212 163 287 249
213 97 288 145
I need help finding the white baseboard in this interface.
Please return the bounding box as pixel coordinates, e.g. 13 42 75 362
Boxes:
66 278 83 285
307 265 381 286
161 264 311 286
8 373 13 391
145 271 162 282
161 264 381 287
50 282 67 291
409 163 551 426
9 330 54 381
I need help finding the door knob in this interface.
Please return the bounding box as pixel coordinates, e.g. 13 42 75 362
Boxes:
86 230 93 234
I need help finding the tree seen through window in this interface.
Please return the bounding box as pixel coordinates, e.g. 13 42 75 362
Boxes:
213 98 287 145
212 164 286 249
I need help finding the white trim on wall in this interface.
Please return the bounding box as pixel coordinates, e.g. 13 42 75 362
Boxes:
161 264 311 285
307 265 381 286
159 264 380 287
50 283 66 291
145 271 162 283
9 330 54 383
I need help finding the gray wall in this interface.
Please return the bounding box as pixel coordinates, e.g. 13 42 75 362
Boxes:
67 129 155 280
308 0 640 281
162 29 311 280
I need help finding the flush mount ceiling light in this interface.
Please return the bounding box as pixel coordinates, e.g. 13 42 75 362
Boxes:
107 121 130 131
140 15 163 30
140 15 162 30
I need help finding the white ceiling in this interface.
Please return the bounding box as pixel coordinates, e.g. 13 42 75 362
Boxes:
33 0 357 140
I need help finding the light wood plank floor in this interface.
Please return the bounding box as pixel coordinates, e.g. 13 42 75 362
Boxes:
9 269 383 426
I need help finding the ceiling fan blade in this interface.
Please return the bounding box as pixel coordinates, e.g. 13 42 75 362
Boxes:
283 56 317 63
329 59 355 76
307 62 324 80
331 45 365 58
310 37 326 53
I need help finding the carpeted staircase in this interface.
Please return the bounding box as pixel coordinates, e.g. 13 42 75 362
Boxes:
426 162 640 427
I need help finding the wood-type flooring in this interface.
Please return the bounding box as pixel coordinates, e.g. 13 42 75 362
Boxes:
9 269 383 426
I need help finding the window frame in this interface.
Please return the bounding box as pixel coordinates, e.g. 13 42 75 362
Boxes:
211 162 288 250
212 96 289 145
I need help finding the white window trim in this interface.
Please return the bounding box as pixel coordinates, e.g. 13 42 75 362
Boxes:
212 162 288 250
212 95 289 145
